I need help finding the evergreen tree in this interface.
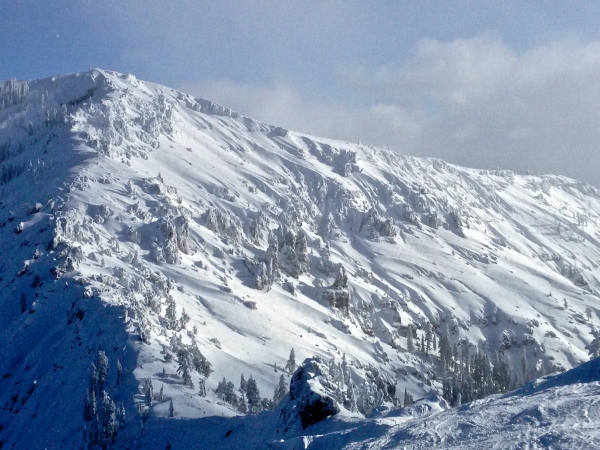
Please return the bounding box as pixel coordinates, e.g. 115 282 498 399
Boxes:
237 398 248 414
179 308 190 329
245 376 261 414
492 352 512 393
439 333 451 370
95 351 109 392
169 399 174 417
83 389 97 423
165 297 177 329
455 392 462 407
341 353 351 386
442 376 452 403
239 373 247 395
285 348 296 374
189 343 213 378
198 379 206 397
215 378 227 399
462 343 471 376
100 391 118 446
425 325 432 354
407 327 414 352
266 230 280 281
117 404 126 427
176 349 194 388
216 378 239 406
403 387 413 406
272 374 288 404
521 347 529 382
333 265 348 289
116 359 123 385
143 378 154 406
587 328 600 358
347 382 358 412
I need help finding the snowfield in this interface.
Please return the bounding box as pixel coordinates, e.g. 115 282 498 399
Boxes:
0 69 599 448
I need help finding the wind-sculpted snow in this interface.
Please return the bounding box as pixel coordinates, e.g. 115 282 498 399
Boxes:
0 68 600 448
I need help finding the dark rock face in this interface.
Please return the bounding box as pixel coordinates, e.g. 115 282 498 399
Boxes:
298 393 339 429
280 357 340 431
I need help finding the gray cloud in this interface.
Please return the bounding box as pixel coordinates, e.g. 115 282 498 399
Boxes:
182 36 600 188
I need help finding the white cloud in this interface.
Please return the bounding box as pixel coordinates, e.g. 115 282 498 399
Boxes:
179 80 422 151
181 36 600 188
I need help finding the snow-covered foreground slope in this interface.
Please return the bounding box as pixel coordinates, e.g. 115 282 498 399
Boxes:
111 354 600 449
0 69 600 448
294 356 600 449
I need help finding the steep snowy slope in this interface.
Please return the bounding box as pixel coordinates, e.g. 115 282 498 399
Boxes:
0 69 600 448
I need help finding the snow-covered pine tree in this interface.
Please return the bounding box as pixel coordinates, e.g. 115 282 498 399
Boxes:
165 296 177 330
117 404 126 427
239 373 247 395
346 382 358 412
189 342 213 378
85 390 100 446
179 308 190 329
198 379 206 397
266 230 280 282
492 352 512 393
333 265 348 289
83 389 97 423
521 347 529 382
116 359 123 385
100 391 118 446
587 328 600 358
169 399 174 417
272 374 288 404
403 387 414 406
285 348 296 374
295 232 309 274
357 381 376 415
438 333 451 370
95 350 109 392
176 348 194 388
216 378 239 406
245 376 261 414
143 378 154 406
425 324 432 354
442 376 452 403
341 353 351 386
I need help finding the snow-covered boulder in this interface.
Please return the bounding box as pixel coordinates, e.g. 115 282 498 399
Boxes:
279 357 340 431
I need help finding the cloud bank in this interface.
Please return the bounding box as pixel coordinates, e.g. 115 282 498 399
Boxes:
182 36 600 188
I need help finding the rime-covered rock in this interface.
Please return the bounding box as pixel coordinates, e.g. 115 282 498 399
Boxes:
279 357 340 431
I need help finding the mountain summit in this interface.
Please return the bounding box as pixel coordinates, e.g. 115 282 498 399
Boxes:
1 69 599 448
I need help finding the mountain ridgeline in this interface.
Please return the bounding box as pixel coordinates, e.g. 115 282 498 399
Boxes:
0 69 599 448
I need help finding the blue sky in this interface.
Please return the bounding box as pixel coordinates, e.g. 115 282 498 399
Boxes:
4 1 600 187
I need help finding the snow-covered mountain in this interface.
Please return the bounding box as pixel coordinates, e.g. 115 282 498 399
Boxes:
1 69 600 448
